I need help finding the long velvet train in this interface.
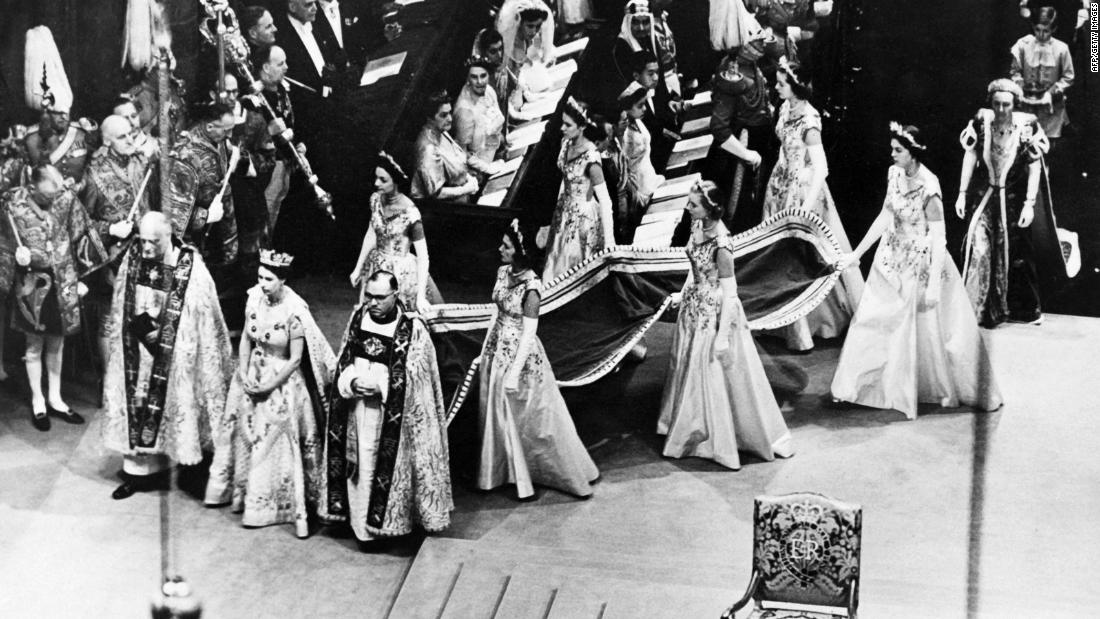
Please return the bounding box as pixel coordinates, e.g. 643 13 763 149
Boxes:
423 210 847 424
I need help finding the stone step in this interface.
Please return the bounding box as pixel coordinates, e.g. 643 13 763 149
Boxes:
390 538 741 619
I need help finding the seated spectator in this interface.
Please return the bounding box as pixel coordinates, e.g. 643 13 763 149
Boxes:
613 0 683 97
453 57 506 178
472 28 514 118
497 0 556 80
411 91 480 200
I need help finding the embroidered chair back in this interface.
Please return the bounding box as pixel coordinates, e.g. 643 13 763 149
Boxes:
753 492 862 612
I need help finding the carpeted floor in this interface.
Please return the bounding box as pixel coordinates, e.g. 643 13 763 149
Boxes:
0 274 1097 618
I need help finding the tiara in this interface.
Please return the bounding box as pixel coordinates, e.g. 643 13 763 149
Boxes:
778 56 807 90
260 249 294 269
888 121 927 151
510 218 526 251
565 96 593 127
378 150 408 180
465 55 494 70
693 180 718 208
987 78 1023 100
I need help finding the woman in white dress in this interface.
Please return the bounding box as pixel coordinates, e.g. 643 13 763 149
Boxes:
760 58 863 351
659 181 793 469
831 124 1003 419
204 251 336 537
539 97 615 283
350 153 442 311
479 221 599 499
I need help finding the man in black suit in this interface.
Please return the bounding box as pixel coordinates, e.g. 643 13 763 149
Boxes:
274 0 338 98
313 0 382 69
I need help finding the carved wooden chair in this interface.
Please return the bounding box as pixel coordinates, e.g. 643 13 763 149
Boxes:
722 493 862 619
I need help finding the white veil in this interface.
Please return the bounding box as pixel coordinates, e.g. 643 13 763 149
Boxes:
497 0 556 67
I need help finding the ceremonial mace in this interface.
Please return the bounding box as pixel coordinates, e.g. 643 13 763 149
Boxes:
199 0 335 220
123 1 201 614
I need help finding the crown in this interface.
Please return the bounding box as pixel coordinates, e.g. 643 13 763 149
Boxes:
889 121 927 151
260 249 294 269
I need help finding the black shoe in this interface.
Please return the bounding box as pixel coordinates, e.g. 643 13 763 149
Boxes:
31 409 50 432
111 472 169 500
48 405 85 425
111 481 142 500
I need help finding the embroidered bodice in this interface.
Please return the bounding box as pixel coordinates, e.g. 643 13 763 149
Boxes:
681 222 734 330
485 266 544 374
557 139 600 204
245 287 304 362
877 166 943 284
369 193 421 258
775 101 821 173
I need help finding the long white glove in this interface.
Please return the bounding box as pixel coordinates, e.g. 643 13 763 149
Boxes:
504 316 538 391
594 182 615 248
1021 160 1040 227
720 135 761 168
801 144 829 212
413 238 431 310
922 220 946 310
713 276 739 364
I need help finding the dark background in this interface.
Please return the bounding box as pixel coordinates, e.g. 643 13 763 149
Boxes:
1 0 1096 315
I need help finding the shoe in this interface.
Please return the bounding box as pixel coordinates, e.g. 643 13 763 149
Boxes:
31 409 50 432
111 473 169 500
111 481 141 500
1028 314 1044 326
48 405 85 424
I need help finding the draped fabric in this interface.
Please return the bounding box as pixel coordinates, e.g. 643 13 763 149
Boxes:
100 245 234 466
203 286 336 537
959 109 1069 327
426 210 845 420
319 305 452 538
0 187 107 336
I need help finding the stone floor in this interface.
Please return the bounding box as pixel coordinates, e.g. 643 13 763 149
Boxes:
0 275 1097 618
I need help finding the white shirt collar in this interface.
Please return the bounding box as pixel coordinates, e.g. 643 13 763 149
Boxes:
287 14 325 75
288 13 311 34
321 1 344 48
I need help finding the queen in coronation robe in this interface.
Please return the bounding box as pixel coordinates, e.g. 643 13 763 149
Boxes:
204 250 336 537
319 271 452 542
100 212 234 500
